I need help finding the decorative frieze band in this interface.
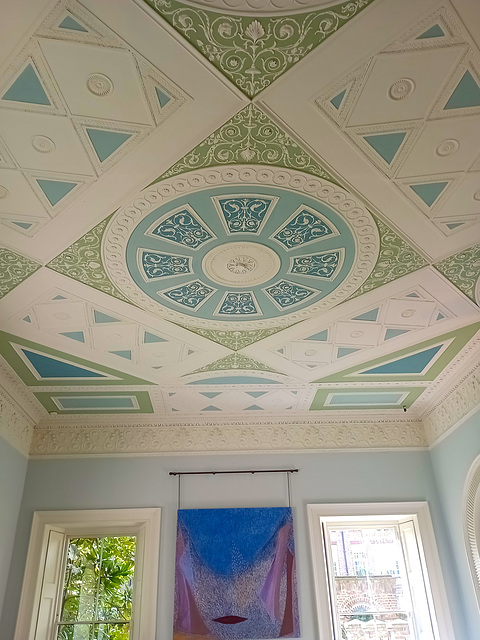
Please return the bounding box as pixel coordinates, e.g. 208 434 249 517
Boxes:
29 417 426 456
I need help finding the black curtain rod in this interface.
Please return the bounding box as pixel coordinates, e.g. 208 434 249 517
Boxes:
169 469 299 476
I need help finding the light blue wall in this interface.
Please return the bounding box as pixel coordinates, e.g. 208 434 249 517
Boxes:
430 409 480 640
0 449 469 639
0 436 28 622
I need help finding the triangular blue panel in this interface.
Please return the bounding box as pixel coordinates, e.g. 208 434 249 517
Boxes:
21 348 106 379
36 179 77 206
23 315 32 323
245 405 264 411
436 312 445 321
110 350 132 360
385 328 410 340
60 331 85 343
410 181 448 207
144 331 167 343
93 310 120 324
360 344 443 375
337 347 361 358
86 128 132 162
406 292 421 298
2 64 50 105
445 222 465 230
58 15 89 32
155 87 171 108
202 405 221 411
305 330 329 341
247 391 267 398
330 88 347 110
11 221 34 230
53 295 67 300
363 131 407 164
200 392 222 399
352 308 379 322
416 24 445 39
444 70 480 110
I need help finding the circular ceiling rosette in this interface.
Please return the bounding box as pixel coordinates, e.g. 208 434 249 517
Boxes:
104 166 379 329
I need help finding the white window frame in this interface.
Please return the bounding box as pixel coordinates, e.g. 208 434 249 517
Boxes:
464 455 480 607
307 502 456 640
14 508 161 640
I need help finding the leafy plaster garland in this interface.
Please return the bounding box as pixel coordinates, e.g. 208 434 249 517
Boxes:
47 215 131 304
146 0 374 97
155 104 336 182
435 243 480 305
348 215 427 299
0 248 40 299
29 417 426 456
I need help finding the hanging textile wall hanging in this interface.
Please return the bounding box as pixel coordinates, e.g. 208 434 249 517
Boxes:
173 506 300 639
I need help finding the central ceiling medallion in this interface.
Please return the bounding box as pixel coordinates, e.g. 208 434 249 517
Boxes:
203 242 281 286
104 166 379 329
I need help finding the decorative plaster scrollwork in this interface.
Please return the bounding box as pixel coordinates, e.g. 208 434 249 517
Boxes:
29 417 426 456
0 388 35 456
103 165 380 330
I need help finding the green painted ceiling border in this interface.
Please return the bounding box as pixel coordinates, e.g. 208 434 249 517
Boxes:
47 214 131 304
348 215 427 300
178 325 283 350
145 0 375 98
34 390 154 415
310 386 426 411
191 351 281 374
0 331 154 387
0 247 40 299
153 104 337 183
434 242 480 304
315 322 480 383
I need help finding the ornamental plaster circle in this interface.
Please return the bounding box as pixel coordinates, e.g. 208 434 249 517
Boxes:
31 135 56 153
203 242 280 286
87 73 114 97
103 165 379 330
0 185 9 199
473 189 480 202
178 0 340 15
435 139 460 157
388 78 415 100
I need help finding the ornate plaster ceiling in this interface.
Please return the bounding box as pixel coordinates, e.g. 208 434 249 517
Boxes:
0 0 479 456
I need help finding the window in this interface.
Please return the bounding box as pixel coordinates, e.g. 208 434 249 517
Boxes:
465 455 480 607
308 503 455 640
14 509 160 640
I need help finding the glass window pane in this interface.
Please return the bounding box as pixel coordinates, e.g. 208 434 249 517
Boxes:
57 623 93 640
327 526 416 640
61 538 101 623
59 536 136 629
97 538 136 621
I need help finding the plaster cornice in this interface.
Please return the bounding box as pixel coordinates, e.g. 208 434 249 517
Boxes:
29 416 426 457
423 363 480 447
0 387 35 456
